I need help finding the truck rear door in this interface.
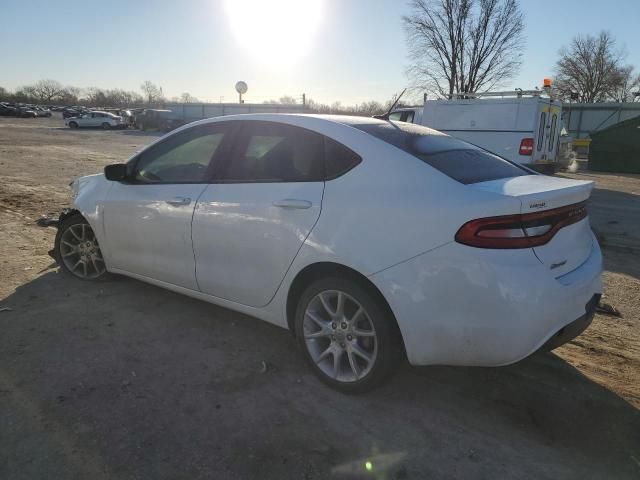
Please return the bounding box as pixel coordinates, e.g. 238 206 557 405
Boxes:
533 102 560 163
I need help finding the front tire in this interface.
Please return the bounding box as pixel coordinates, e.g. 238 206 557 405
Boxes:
54 214 108 280
295 277 401 393
101 122 111 130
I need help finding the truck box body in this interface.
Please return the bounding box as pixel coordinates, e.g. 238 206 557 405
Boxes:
390 95 563 169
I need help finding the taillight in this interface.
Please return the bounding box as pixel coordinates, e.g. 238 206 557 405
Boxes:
519 138 534 155
455 202 587 249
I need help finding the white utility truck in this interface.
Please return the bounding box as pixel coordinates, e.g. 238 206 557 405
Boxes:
389 90 563 172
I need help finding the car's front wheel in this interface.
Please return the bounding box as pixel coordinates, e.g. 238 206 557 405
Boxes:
295 277 402 393
101 122 111 130
54 214 108 280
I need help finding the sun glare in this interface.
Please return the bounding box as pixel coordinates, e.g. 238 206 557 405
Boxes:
224 0 323 66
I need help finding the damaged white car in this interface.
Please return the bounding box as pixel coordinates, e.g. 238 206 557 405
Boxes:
52 114 602 392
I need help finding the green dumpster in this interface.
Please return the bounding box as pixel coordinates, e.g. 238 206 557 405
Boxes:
588 115 640 173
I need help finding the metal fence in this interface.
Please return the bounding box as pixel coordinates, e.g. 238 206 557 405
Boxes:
562 102 640 139
164 102 306 122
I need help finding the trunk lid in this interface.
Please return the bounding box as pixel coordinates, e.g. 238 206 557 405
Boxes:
471 175 595 276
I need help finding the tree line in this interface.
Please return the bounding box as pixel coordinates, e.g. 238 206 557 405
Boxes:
0 80 204 108
0 80 394 115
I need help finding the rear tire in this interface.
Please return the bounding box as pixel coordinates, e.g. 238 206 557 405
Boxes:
68 121 78 129
295 276 401 393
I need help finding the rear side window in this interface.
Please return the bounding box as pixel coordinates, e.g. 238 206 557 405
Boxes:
325 138 362 179
353 121 528 185
222 121 324 182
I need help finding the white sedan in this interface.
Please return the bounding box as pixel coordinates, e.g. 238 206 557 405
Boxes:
53 114 602 392
65 111 124 129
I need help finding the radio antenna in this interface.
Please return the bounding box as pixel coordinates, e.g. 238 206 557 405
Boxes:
374 88 407 120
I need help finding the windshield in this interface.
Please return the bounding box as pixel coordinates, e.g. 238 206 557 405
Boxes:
353 121 530 185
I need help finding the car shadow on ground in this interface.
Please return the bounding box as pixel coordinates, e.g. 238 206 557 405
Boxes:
1 271 639 479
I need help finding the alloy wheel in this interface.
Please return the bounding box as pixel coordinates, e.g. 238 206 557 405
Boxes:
59 223 106 279
303 290 378 383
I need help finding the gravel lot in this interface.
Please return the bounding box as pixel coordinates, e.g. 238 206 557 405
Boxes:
1 115 639 479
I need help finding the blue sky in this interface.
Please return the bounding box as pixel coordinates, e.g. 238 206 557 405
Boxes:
1 0 639 105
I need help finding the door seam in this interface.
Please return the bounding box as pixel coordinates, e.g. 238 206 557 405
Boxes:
190 184 211 292
261 181 326 308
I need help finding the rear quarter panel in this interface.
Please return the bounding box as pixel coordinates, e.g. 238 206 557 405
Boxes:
270 117 525 278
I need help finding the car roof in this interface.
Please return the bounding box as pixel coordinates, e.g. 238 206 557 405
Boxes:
190 113 443 137
192 113 394 128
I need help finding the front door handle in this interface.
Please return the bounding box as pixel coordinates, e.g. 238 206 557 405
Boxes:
273 199 312 209
166 196 192 207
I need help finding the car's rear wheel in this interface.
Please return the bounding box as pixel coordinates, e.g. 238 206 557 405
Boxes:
54 214 108 280
295 277 401 393
101 122 111 130
68 121 78 129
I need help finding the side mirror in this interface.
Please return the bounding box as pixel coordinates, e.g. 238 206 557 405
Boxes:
104 163 128 181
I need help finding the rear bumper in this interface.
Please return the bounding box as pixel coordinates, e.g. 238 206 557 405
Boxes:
537 293 600 352
370 232 602 366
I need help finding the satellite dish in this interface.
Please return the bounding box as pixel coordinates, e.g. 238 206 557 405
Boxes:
235 81 248 94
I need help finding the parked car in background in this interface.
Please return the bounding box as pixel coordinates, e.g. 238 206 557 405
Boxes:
65 111 124 129
134 109 185 131
17 106 38 118
0 104 18 116
52 114 602 392
32 106 52 117
63 107 89 118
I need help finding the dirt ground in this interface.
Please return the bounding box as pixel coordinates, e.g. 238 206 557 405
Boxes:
1 115 639 479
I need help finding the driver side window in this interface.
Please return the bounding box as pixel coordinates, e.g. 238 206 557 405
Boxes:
133 124 228 183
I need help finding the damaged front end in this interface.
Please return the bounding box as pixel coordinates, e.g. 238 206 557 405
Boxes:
36 208 79 229
36 208 79 262
36 174 106 261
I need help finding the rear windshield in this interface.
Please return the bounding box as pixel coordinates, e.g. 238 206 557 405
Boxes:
353 122 529 185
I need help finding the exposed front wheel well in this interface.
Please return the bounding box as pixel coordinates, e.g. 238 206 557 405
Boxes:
286 262 407 358
58 208 82 226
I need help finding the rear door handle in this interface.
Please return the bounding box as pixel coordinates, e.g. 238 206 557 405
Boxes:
165 196 192 206
273 199 312 209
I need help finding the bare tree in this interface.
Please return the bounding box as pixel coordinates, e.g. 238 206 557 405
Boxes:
140 81 162 104
554 32 631 103
404 0 524 97
179 92 198 103
32 79 66 103
355 100 385 116
278 95 297 105
58 86 82 105
609 66 640 103
14 85 37 103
